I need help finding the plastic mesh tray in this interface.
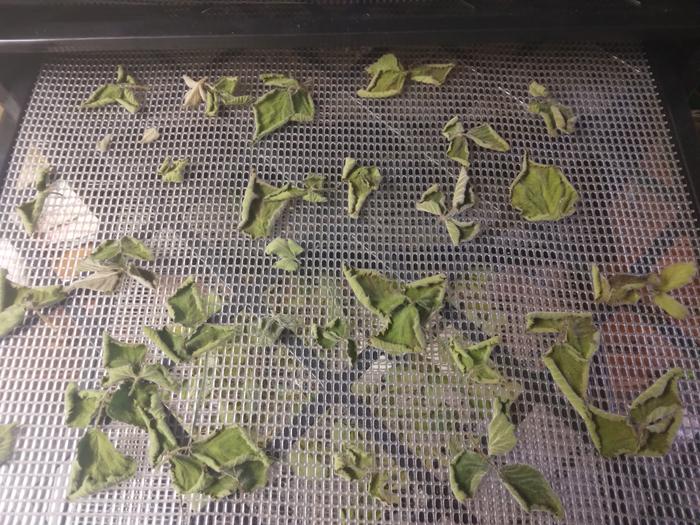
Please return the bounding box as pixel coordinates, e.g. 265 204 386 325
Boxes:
0 44 698 524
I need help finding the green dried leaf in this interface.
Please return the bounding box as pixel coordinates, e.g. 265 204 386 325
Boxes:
341 265 406 319
252 74 313 141
302 173 328 203
449 450 489 502
465 123 510 152
527 82 575 137
102 331 147 370
341 158 382 219
166 276 214 328
497 463 564 520
0 423 19 466
588 406 639 457
66 428 137 501
169 455 215 494
452 167 475 212
143 325 188 363
657 261 697 292
369 471 400 505
0 304 27 338
81 65 144 114
0 271 67 338
125 265 157 290
528 81 549 97
442 117 469 167
525 311 588 333
191 426 271 492
332 443 373 481
313 318 358 365
408 63 455 86
140 128 160 144
203 76 251 117
357 54 407 98
370 302 424 355
157 157 188 183
16 191 48 236
135 391 178 465
543 343 590 400
86 240 122 262
415 184 447 216
139 364 179 392
404 273 447 322
65 382 104 428
449 335 502 384
510 153 578 221
444 218 480 246
487 398 517 456
265 238 303 273
630 368 684 456
69 268 123 293
651 292 688 320
185 323 235 359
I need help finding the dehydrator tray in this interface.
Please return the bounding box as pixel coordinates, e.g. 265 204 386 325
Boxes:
0 43 698 524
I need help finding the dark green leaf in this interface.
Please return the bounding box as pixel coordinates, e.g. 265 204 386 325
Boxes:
166 276 211 328
102 331 147 370
66 428 137 501
497 463 564 519
332 443 373 481
65 382 104 428
341 158 382 219
448 450 489 502
370 302 424 355
510 153 578 221
588 406 639 457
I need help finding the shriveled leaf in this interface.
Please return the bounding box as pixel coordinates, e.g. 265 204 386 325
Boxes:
66 428 137 501
448 450 489 502
260 73 301 89
191 426 271 492
139 364 179 392
528 81 549 97
342 264 405 319
358 54 407 98
182 75 207 108
370 302 424 355
135 391 178 465
102 331 147 370
449 336 502 383
69 268 122 293
166 276 210 328
97 134 113 153
497 463 564 519
332 443 373 481
157 157 188 183
169 455 214 494
588 406 639 457
444 218 480 245
543 343 590 400
465 123 510 152
525 311 590 333
144 325 188 363
408 63 454 86
126 265 157 290
86 239 122 262
452 167 475 211
185 323 235 358
442 117 469 166
16 191 48 236
403 273 446 322
106 381 152 428
369 471 399 505
302 173 327 203
238 170 300 239
657 261 697 292
140 128 160 144
652 292 688 320
65 382 104 428
81 65 144 114
252 89 294 141
0 304 26 338
265 238 303 273
510 153 578 221
341 158 382 219
0 423 19 466
487 398 517 456
415 184 447 216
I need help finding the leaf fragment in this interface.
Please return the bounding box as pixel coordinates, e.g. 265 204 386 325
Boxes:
313 317 358 366
441 117 470 167
510 153 578 221
408 63 455 86
81 65 145 114
444 218 480 246
0 423 19 466
487 398 517 456
527 81 576 137
16 191 48 236
448 335 502 383
465 123 510 152
141 128 160 144
265 237 303 273
448 450 489 501
184 323 235 358
65 382 104 428
143 325 188 363
497 463 564 520
157 157 188 183
252 74 313 141
358 54 407 99
332 443 373 481
166 276 215 328
341 158 382 219
97 134 113 153
369 471 400 505
66 428 137 501
415 184 447 216
451 167 476 212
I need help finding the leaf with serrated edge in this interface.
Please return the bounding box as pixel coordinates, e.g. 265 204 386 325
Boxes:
487 398 517 456
497 463 564 519
449 450 489 502
466 123 510 152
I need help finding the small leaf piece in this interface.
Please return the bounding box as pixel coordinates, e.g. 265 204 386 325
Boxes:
102 331 147 370
81 65 145 114
341 158 382 219
369 471 400 505
510 153 578 221
157 157 188 183
65 383 104 428
184 323 235 359
66 428 137 501
332 444 373 481
444 218 480 246
465 123 510 152
252 74 314 141
265 238 304 273
143 325 188 363
16 191 48 236
97 134 113 153
341 265 407 319
302 174 328 203
452 167 476 212
313 318 358 366
191 426 271 492
497 463 564 520
415 184 447 216
527 81 576 137
408 63 455 86
449 450 489 502
169 455 214 495
141 128 160 144
166 276 213 328
0 423 19 466
658 262 697 292
487 398 517 456
442 117 469 167
357 53 407 99
449 335 502 384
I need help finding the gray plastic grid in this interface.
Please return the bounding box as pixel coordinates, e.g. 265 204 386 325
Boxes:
0 44 698 525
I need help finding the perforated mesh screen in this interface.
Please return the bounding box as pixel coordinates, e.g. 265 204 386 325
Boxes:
0 44 698 524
